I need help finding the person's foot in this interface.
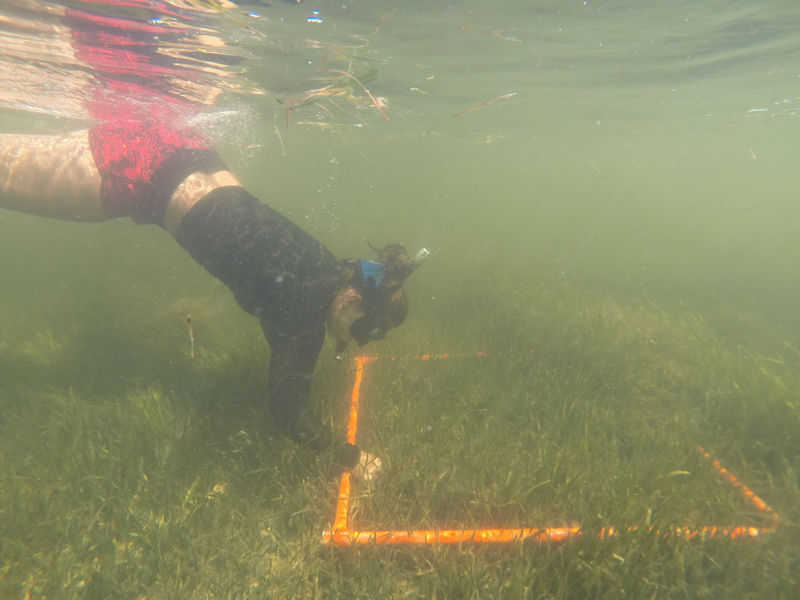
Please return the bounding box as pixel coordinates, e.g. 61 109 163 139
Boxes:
351 450 382 484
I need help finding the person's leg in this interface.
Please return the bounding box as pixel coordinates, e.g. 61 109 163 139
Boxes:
0 124 242 231
0 131 105 221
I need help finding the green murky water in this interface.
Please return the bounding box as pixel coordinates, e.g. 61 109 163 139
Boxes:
1 1 798 597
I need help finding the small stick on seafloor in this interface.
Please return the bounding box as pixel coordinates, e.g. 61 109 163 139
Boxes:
186 315 195 359
424 91 518 136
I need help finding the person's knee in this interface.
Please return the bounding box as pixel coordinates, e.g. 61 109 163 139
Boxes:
164 169 241 234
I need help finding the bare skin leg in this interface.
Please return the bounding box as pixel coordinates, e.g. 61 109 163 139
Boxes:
0 132 104 222
0 130 241 231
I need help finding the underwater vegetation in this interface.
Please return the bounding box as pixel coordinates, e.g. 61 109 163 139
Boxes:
1 278 798 598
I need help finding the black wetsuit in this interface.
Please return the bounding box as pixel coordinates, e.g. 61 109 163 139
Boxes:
175 186 360 469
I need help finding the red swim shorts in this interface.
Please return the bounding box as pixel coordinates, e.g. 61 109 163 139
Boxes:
88 120 226 225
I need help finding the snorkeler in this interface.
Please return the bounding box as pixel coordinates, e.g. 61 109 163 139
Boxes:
0 0 425 481
0 125 427 482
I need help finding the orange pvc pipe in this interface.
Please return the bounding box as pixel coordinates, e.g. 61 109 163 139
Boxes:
321 524 772 546
697 446 780 527
322 355 781 547
323 527 581 546
332 472 351 532
329 356 376 534
346 355 375 445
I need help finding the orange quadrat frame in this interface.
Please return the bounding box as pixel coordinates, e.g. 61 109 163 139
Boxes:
322 353 781 547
